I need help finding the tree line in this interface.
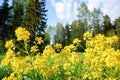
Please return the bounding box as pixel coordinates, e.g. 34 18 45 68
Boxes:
47 2 120 51
0 0 47 41
0 1 120 52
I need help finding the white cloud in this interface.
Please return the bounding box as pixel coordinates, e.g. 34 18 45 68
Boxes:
54 1 64 20
49 0 120 22
102 0 120 21
50 0 78 21
87 0 102 11
87 0 120 21
73 1 78 19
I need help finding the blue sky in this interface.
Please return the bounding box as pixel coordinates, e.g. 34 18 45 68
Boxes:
46 0 120 27
0 0 120 27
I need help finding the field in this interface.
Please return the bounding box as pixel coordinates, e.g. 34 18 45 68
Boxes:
1 28 120 80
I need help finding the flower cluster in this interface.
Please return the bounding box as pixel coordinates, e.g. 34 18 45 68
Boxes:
83 32 120 79
30 45 39 53
83 31 92 40
5 40 15 50
43 45 56 56
15 27 30 41
54 43 62 52
35 36 44 44
1 29 120 80
73 38 81 45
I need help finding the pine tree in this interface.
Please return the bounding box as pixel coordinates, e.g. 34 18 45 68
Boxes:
23 0 47 38
64 23 71 45
0 0 12 40
10 3 24 39
102 15 114 36
114 17 120 37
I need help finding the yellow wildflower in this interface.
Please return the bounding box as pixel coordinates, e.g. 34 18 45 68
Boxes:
70 52 80 63
2 72 21 80
30 45 39 53
83 31 92 40
54 43 62 49
5 40 15 49
73 38 81 45
43 45 56 56
35 36 44 44
69 44 77 52
15 27 30 41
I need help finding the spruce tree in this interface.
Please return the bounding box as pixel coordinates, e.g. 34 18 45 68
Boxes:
23 0 47 38
64 23 71 45
10 3 24 39
0 0 12 41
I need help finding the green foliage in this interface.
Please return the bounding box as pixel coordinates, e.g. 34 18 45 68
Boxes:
44 32 50 45
54 23 65 46
0 66 13 80
103 15 113 36
114 17 120 37
77 2 103 36
23 0 47 37
0 40 6 54
91 8 103 36
70 20 85 52
10 3 24 39
12 0 28 7
23 69 42 80
77 2 90 31
64 23 71 45
0 0 12 41
0 55 5 63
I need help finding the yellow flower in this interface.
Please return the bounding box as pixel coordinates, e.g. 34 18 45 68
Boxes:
70 52 80 63
43 45 56 56
1 49 15 67
5 40 15 49
105 77 116 80
64 71 71 75
69 44 77 52
73 38 81 45
41 67 51 77
54 43 62 52
68 76 72 80
15 27 30 41
35 36 44 44
25 56 32 61
54 43 62 49
83 31 92 40
63 63 70 70
62 46 71 53
1 58 10 67
5 49 15 58
2 72 21 80
30 45 39 53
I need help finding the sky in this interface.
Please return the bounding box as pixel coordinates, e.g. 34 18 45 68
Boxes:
0 0 120 27
46 0 120 26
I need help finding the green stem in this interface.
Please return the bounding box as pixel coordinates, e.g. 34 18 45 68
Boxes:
24 41 29 56
16 47 28 54
79 44 85 50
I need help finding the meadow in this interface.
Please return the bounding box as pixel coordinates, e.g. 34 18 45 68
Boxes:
0 27 120 80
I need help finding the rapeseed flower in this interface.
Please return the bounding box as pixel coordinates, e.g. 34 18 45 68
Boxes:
73 38 81 45
5 40 15 49
15 27 30 41
35 36 44 44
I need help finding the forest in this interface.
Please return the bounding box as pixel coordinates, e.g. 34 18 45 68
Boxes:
0 0 120 79
0 0 120 52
